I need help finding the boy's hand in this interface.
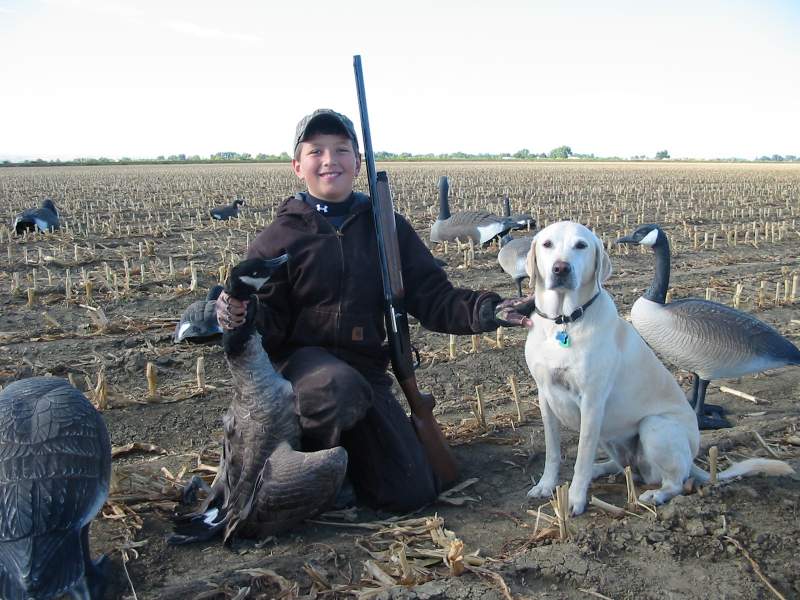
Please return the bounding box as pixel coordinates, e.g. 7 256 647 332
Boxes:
216 291 248 330
494 296 535 328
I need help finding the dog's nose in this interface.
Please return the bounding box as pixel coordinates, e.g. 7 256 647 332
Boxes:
552 261 571 276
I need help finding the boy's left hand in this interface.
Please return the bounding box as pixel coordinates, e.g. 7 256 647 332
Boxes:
494 296 536 328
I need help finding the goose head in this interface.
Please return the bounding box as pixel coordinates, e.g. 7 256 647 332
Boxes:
233 199 245 208
226 255 289 301
615 224 663 248
437 176 450 220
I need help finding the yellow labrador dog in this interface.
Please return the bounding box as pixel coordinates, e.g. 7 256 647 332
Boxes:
524 221 793 515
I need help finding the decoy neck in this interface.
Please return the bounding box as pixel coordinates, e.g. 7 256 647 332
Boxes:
42 198 58 216
616 224 670 304
222 255 288 355
503 195 511 217
206 284 224 302
437 176 450 220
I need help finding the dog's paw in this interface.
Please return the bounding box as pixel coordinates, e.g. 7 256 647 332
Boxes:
639 487 680 506
526 481 556 499
568 489 588 516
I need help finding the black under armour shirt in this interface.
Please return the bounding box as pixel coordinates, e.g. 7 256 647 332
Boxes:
302 192 367 229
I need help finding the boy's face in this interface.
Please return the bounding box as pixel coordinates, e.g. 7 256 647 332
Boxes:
292 133 361 202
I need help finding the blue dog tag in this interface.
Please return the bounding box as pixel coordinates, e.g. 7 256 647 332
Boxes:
555 331 570 348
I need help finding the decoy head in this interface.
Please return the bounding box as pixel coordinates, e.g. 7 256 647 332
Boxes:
42 198 58 216
437 176 450 219
225 255 289 301
615 224 662 247
233 198 245 207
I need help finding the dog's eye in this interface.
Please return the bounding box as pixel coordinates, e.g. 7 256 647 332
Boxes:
575 241 588 249
542 240 552 248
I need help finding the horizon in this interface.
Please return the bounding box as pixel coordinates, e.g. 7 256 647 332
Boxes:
2 0 799 161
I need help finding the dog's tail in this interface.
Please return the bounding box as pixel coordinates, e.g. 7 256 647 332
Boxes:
691 458 794 484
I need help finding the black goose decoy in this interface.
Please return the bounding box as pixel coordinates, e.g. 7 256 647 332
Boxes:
429 177 521 246
173 284 225 343
0 377 111 600
13 199 60 234
616 224 800 430
169 256 348 545
209 198 244 221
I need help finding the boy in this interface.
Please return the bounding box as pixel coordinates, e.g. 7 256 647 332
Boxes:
217 108 532 512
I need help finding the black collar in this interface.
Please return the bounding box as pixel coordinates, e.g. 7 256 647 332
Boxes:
534 291 600 325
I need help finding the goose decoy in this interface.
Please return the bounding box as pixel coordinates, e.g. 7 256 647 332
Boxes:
0 377 111 600
173 284 225 343
429 177 521 246
502 194 535 231
13 199 59 234
169 256 348 544
497 235 534 297
210 198 245 221
616 224 800 429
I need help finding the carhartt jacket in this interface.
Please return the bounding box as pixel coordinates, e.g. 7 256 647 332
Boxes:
246 193 501 372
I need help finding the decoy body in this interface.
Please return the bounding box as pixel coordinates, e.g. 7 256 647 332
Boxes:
210 199 244 221
13 199 59 234
617 224 800 429
0 377 111 600
430 177 522 245
497 235 534 297
170 256 348 544
173 285 225 343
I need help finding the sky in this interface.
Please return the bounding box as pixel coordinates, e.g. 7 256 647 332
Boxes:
1 0 799 161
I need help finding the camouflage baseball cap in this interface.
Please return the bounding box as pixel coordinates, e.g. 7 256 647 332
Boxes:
293 109 359 156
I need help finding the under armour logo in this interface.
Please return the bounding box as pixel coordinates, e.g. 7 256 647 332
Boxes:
315 204 329 213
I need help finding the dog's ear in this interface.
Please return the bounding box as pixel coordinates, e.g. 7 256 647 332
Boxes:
525 236 537 286
594 233 613 287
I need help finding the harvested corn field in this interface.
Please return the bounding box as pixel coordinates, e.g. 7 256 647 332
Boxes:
1 161 799 599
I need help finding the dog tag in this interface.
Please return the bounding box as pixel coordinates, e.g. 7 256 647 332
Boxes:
555 331 570 348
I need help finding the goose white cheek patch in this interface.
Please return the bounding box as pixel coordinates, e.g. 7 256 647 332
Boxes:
641 229 659 246
239 276 269 290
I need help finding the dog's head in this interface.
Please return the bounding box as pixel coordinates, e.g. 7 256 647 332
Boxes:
525 221 612 292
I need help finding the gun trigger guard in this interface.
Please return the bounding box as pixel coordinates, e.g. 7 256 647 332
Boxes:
412 345 421 370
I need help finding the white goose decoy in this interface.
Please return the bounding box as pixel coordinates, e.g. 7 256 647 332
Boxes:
13 199 60 234
498 236 534 297
210 198 244 221
173 284 225 343
429 177 521 246
170 256 348 545
0 377 111 600
616 224 800 429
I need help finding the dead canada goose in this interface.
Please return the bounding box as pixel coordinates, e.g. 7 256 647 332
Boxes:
616 224 800 429
429 176 521 245
173 284 224 343
0 377 111 600
210 198 244 221
169 256 348 544
13 199 59 234
497 235 535 297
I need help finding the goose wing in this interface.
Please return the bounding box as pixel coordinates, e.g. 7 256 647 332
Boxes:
632 297 800 379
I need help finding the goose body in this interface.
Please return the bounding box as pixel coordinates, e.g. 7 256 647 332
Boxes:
13 199 59 234
617 224 800 429
173 285 224 343
210 199 244 221
0 377 111 600
429 177 520 245
170 257 347 544
497 235 534 296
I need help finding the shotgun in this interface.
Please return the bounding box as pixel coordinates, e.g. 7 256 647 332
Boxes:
353 55 458 488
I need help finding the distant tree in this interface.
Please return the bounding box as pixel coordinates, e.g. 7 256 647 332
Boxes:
549 145 572 159
513 148 530 159
655 150 670 160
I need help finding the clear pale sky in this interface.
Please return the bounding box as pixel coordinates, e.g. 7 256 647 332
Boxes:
1 0 799 161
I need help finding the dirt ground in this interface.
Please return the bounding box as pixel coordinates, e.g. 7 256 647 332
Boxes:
1 162 799 600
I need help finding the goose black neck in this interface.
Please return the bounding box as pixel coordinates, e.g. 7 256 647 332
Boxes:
645 233 670 304
222 297 257 356
503 196 511 217
438 177 450 220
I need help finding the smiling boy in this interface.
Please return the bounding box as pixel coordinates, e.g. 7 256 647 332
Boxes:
216 108 530 513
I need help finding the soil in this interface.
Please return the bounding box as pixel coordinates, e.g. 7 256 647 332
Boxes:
1 162 799 600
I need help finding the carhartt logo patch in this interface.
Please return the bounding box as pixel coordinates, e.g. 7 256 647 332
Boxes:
352 326 364 341
316 203 329 213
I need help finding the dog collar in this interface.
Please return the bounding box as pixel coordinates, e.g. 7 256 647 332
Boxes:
534 291 600 325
